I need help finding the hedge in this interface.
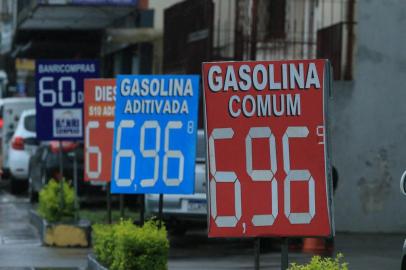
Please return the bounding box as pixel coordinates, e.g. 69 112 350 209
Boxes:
38 179 75 222
93 220 169 270
288 253 348 270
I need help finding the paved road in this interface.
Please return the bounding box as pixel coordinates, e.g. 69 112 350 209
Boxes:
0 185 403 269
0 188 89 270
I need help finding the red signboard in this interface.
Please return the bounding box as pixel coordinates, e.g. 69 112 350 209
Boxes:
84 79 115 182
202 60 333 238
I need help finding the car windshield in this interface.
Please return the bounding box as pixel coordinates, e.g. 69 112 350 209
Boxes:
24 114 36 132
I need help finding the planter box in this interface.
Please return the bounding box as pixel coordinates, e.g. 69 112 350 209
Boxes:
88 254 109 270
29 210 91 247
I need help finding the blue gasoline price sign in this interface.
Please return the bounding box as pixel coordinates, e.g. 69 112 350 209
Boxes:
111 75 200 194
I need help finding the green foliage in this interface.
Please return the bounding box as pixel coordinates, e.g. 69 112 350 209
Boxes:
93 223 115 267
92 220 169 270
288 254 348 270
38 179 75 222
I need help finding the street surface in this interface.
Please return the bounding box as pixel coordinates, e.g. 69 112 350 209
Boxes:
0 183 403 270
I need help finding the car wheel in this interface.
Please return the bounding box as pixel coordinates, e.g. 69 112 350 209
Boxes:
10 177 23 194
170 222 187 236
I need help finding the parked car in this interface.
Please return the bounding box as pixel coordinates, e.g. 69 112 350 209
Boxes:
8 109 38 193
1 97 35 177
145 129 207 234
28 141 103 202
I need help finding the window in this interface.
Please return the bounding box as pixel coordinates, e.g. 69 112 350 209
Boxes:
24 115 36 132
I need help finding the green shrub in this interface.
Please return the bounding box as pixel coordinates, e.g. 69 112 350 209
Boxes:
92 223 115 267
288 253 348 270
38 179 75 222
93 220 169 270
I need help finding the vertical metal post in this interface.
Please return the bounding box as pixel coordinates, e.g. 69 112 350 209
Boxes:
73 150 79 221
119 194 125 218
344 0 356 80
234 0 243 60
250 0 258 60
58 141 64 209
107 184 112 224
140 194 145 226
254 238 260 270
281 238 289 270
158 194 164 228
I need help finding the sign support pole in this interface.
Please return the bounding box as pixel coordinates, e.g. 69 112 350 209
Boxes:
140 194 145 226
73 150 79 221
254 238 260 270
158 194 164 228
58 141 64 209
119 194 125 218
281 237 289 270
107 184 112 224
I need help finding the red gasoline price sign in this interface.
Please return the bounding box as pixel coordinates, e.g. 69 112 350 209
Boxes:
84 79 115 182
202 59 334 238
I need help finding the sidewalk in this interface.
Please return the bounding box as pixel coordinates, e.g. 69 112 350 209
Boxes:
168 233 404 270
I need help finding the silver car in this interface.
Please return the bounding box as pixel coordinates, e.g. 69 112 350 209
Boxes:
145 129 206 233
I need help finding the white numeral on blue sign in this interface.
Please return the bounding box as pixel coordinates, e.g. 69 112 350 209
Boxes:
58 77 76 106
114 120 136 187
39 77 56 106
140 121 161 188
114 120 185 188
38 76 78 107
163 121 184 187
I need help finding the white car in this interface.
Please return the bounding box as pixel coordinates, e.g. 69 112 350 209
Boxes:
145 130 207 234
1 97 35 176
8 109 37 193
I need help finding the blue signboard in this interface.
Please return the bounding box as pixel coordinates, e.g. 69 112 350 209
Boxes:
111 75 200 194
35 60 99 141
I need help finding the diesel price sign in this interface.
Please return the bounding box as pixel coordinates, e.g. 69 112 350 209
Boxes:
203 60 333 238
111 75 199 194
84 79 115 182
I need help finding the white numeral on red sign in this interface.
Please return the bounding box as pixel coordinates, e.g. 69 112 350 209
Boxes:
114 120 136 187
209 126 317 229
283 127 315 224
209 128 242 228
86 121 101 179
85 121 114 180
246 127 278 226
114 120 185 188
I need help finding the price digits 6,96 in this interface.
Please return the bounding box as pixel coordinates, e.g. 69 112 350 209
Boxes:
114 120 194 188
209 126 316 228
